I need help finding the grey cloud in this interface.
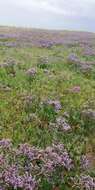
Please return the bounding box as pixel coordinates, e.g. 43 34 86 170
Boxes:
0 0 95 32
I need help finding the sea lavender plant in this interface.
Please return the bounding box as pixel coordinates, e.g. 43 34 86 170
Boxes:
80 155 90 170
0 139 12 149
26 68 37 77
79 175 95 190
69 86 81 93
2 58 16 76
67 53 80 64
56 116 71 132
37 56 49 69
2 166 36 190
0 139 74 189
26 68 37 83
47 100 62 112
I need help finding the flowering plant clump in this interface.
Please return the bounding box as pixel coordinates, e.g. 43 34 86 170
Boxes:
46 100 62 112
49 116 71 132
79 175 95 190
0 139 12 149
67 53 93 75
39 99 62 123
26 68 37 77
68 86 81 93
67 54 80 64
1 58 16 76
37 56 49 69
82 47 95 57
71 175 95 190
80 63 92 74
56 116 71 132
26 68 37 84
80 155 91 170
39 40 54 48
0 139 74 189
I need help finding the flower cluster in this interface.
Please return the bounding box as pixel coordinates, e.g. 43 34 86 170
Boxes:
37 56 49 69
68 86 81 93
49 116 71 132
1 58 16 76
56 116 71 131
26 68 37 77
1 29 95 48
71 175 95 190
0 139 73 189
82 47 95 56
80 63 92 74
67 53 93 74
1 166 36 190
47 100 62 112
80 155 90 170
79 175 95 190
0 139 12 149
67 54 80 64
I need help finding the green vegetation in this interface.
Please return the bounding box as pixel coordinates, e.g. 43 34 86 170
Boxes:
0 33 95 189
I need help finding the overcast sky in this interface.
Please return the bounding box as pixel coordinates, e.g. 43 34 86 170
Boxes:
0 0 95 32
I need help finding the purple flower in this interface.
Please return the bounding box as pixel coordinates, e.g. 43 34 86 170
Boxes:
60 152 73 170
0 139 12 149
80 175 95 190
17 143 39 160
0 155 5 165
80 63 92 73
2 165 23 188
56 116 71 132
82 47 95 56
0 187 4 190
47 100 62 112
23 173 36 190
37 56 49 69
69 86 81 93
42 161 54 174
67 54 79 64
42 143 73 173
2 166 36 190
80 155 90 170
0 138 73 188
26 68 37 77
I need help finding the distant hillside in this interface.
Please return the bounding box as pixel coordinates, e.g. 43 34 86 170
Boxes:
0 26 95 48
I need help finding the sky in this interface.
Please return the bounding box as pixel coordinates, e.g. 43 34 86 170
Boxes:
0 0 95 32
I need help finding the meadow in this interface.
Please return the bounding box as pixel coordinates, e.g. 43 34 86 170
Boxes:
0 27 95 190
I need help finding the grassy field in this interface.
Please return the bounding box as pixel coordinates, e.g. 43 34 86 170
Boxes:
0 27 95 189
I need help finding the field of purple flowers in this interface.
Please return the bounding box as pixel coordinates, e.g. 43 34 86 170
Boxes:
0 27 95 190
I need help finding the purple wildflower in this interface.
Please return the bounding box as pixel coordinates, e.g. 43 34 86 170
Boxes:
69 86 81 93
17 143 39 160
26 68 37 77
0 155 5 165
0 187 4 190
0 138 73 188
2 166 36 190
80 155 90 170
2 165 24 188
0 139 12 149
67 54 79 64
23 173 36 190
47 100 62 112
56 116 71 132
80 175 95 190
